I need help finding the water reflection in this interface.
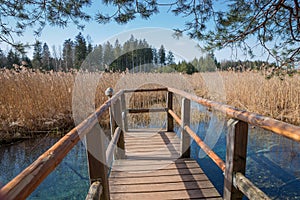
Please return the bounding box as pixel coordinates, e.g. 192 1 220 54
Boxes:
188 122 300 199
0 121 299 199
0 137 89 199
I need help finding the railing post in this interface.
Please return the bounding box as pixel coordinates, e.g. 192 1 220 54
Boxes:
181 98 191 158
223 119 248 200
113 98 125 159
86 126 110 200
167 91 173 132
105 88 116 139
121 93 128 132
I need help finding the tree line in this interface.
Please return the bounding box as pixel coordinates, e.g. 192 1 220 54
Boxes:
1 32 283 74
0 33 177 72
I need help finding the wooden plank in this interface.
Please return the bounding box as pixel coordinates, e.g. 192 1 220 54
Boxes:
127 108 167 113
112 158 197 166
86 126 110 200
167 91 174 131
125 144 179 149
124 87 168 93
125 148 180 154
111 160 201 172
223 119 248 200
109 180 215 193
181 98 191 158
110 188 221 200
110 168 204 178
110 131 221 200
110 173 210 185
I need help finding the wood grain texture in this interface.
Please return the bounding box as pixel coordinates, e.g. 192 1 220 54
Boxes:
109 130 221 200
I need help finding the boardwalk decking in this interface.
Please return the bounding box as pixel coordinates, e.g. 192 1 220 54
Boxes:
109 130 222 199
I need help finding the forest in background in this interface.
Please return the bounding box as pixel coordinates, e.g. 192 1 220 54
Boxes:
0 33 286 75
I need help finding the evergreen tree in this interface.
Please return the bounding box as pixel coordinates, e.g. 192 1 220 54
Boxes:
87 43 93 54
7 49 20 69
32 40 42 69
0 48 7 68
41 42 52 70
103 41 114 67
113 39 122 70
166 51 175 65
63 39 74 71
158 45 166 66
74 32 87 68
152 48 158 65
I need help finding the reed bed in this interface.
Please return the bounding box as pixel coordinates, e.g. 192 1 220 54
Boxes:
189 72 300 125
0 70 299 140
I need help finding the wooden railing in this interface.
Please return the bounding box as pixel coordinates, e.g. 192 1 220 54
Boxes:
1 87 299 200
167 87 300 200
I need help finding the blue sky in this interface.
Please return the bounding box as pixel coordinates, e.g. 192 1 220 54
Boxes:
0 1 271 62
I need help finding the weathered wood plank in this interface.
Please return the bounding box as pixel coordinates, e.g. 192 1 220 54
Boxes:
110 130 221 200
110 188 221 200
110 173 211 185
110 167 204 178
109 180 215 193
223 119 248 200
167 91 174 131
181 98 191 158
111 161 201 172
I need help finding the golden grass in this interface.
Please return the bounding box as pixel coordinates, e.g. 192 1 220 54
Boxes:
189 72 300 125
0 70 299 139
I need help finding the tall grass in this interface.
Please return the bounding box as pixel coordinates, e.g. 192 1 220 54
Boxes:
189 72 300 125
1 69 299 139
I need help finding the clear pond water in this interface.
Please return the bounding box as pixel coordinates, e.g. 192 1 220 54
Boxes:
0 121 299 199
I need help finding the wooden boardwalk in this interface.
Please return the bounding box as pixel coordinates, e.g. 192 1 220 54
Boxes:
2 87 292 199
109 130 222 199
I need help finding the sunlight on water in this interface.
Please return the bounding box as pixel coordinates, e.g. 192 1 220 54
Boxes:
188 121 300 200
0 119 299 199
0 137 89 199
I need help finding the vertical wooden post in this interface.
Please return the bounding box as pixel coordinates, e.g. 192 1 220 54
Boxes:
181 98 191 158
86 126 110 200
167 91 174 132
105 88 116 139
223 119 248 200
109 105 116 139
113 99 125 159
120 93 128 132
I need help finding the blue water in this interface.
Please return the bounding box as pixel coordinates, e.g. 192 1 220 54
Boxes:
187 120 300 200
1 119 299 199
0 137 89 199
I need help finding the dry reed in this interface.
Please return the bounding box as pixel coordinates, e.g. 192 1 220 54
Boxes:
1 70 299 140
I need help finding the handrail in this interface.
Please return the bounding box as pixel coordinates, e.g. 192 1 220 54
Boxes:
106 127 122 165
234 173 271 200
1 86 299 200
168 87 300 143
85 181 103 200
123 87 168 93
0 90 123 200
168 109 226 171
